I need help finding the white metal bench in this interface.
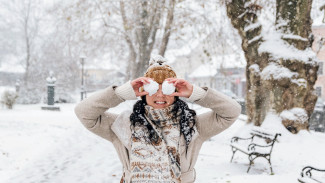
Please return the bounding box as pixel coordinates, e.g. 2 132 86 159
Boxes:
230 127 281 174
298 166 325 183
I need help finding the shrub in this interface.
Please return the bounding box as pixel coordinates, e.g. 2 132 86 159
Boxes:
16 87 43 104
1 90 18 109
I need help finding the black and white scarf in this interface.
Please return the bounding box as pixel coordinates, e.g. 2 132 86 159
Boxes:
129 98 197 182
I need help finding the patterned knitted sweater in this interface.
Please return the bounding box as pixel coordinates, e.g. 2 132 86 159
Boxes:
130 104 182 183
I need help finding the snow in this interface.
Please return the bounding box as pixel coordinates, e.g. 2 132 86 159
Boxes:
280 108 308 124
249 64 260 73
313 15 325 27
281 34 308 42
258 28 316 63
0 55 25 73
149 55 168 66
260 62 307 87
291 78 307 88
261 62 298 80
143 79 159 96
162 81 175 95
46 76 57 83
248 35 262 45
244 22 261 32
0 103 325 183
312 0 325 26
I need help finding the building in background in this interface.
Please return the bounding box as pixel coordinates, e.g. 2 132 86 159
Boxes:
168 33 246 99
187 63 217 88
312 23 325 100
0 60 24 87
82 64 125 93
216 67 246 99
187 62 246 99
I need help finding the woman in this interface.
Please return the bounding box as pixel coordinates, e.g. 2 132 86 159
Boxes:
74 56 241 183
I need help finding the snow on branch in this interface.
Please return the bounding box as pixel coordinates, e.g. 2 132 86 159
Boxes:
249 64 260 73
282 34 308 42
261 62 298 80
280 108 308 124
248 35 262 44
237 10 248 19
291 78 307 88
258 29 316 63
275 18 288 29
244 22 261 32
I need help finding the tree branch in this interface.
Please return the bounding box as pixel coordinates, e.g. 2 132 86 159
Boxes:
159 0 175 56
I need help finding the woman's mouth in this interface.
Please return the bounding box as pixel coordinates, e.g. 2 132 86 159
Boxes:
154 101 167 105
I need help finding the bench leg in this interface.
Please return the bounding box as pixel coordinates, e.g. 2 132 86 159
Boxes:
247 161 252 173
230 148 237 162
297 178 305 183
266 155 273 174
247 155 257 173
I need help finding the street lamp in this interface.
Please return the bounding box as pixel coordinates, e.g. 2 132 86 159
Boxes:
15 79 20 93
80 54 86 101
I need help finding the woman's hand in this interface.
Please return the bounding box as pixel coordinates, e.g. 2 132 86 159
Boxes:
165 78 193 98
131 77 150 97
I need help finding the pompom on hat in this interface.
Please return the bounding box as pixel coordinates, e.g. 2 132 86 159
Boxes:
144 55 177 84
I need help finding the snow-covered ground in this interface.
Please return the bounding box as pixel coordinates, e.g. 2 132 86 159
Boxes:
0 102 325 183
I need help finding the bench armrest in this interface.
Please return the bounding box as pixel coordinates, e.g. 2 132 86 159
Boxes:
248 143 273 152
301 166 325 178
231 136 253 143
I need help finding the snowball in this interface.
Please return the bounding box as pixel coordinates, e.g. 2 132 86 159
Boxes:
143 80 159 96
162 81 175 95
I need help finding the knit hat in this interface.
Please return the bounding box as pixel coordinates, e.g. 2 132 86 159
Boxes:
144 55 177 84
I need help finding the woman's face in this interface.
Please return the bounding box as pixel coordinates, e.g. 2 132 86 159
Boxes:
146 84 175 109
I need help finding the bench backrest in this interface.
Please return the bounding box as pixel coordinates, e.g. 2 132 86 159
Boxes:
250 127 281 152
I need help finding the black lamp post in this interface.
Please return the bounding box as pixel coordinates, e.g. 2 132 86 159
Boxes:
15 79 20 93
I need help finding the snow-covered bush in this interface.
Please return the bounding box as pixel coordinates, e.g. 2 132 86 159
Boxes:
16 87 43 104
1 89 18 109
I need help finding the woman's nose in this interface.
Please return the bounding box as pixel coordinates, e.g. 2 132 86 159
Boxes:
156 88 164 97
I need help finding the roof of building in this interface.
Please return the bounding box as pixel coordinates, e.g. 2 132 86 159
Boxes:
188 63 217 78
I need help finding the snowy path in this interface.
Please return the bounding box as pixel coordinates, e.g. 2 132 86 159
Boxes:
0 103 325 183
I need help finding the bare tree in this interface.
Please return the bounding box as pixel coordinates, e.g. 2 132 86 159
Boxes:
0 0 42 87
119 0 177 79
18 0 42 87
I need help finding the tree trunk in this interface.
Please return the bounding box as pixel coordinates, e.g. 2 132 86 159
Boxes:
273 0 318 133
159 0 175 56
119 0 174 80
24 0 32 87
226 0 318 133
226 0 269 126
132 0 164 79
120 1 137 81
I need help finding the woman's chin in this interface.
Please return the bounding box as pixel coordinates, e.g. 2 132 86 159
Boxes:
152 103 170 109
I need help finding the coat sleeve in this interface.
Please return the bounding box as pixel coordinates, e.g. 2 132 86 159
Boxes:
74 86 125 142
195 88 241 141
